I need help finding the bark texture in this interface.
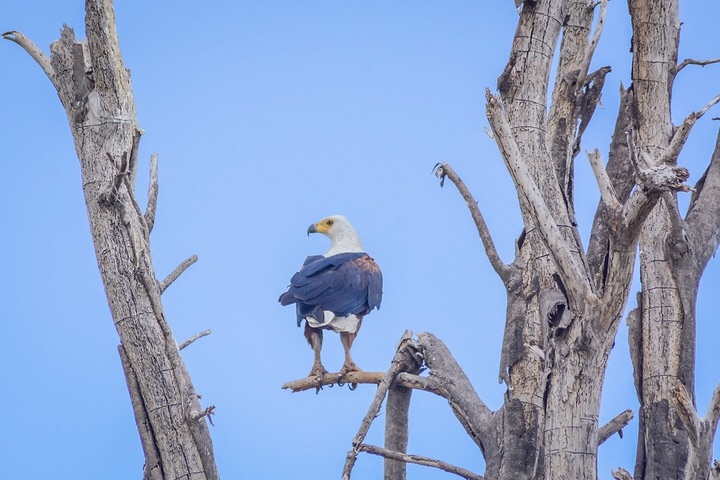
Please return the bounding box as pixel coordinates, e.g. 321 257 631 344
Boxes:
6 1 218 478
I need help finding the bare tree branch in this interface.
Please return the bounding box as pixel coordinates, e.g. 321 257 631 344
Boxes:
433 162 514 284
705 382 720 444
2 30 54 80
611 467 634 480
661 93 720 165
485 89 593 303
179 329 212 351
587 149 622 212
160 255 198 293
674 57 720 75
342 331 416 480
145 153 159 233
598 409 634 445
359 444 484 480
575 0 608 97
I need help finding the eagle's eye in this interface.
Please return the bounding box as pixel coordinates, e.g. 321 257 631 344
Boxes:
326 219 334 226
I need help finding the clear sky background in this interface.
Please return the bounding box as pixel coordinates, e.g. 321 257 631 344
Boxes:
1 2 719 479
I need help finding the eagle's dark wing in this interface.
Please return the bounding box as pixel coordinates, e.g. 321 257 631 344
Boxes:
279 252 383 326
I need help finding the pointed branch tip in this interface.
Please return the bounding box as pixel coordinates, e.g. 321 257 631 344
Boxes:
159 254 198 293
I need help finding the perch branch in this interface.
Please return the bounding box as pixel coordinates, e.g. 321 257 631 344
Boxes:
179 329 212 351
342 331 416 480
674 57 720 75
661 93 720 166
359 444 484 480
598 409 634 445
587 149 622 212
281 371 443 394
485 89 592 302
2 30 54 81
159 255 198 293
575 0 608 96
433 162 514 284
145 153 159 233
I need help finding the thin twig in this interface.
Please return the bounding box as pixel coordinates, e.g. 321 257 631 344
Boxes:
575 0 608 96
674 57 720 75
159 255 198 293
587 149 622 212
179 329 212 351
598 409 634 444
433 162 514 284
342 331 415 480
2 30 54 81
359 444 484 480
145 153 159 233
190 405 216 426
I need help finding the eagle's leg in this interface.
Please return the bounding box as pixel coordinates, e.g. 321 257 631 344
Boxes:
304 323 328 380
339 319 364 377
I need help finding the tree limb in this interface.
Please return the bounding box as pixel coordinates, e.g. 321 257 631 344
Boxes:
611 467 634 480
342 331 416 480
2 30 54 81
575 0 608 97
359 444 484 480
587 149 622 212
145 153 159 233
485 89 593 303
179 329 212 351
705 382 720 446
598 409 634 445
674 57 720 75
160 255 198 293
433 162 514 284
660 93 720 166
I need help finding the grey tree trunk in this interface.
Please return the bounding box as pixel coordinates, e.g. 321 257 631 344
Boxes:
4 1 219 479
343 1 720 479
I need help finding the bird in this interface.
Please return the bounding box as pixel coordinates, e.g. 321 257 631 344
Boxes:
279 215 383 380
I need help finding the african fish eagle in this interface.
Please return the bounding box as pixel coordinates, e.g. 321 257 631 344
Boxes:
279 215 383 379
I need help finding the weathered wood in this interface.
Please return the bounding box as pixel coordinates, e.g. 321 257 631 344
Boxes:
7 1 219 478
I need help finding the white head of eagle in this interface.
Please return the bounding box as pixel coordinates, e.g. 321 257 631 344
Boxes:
279 215 383 379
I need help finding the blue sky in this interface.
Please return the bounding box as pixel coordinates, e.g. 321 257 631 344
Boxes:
1 2 719 479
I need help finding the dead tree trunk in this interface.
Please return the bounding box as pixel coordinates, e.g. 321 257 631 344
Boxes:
4 1 218 478
335 1 720 479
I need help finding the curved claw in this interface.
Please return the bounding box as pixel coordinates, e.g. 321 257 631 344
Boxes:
348 383 358 391
337 374 345 387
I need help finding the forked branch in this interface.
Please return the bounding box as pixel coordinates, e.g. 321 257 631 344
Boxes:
342 331 417 479
661 93 720 165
